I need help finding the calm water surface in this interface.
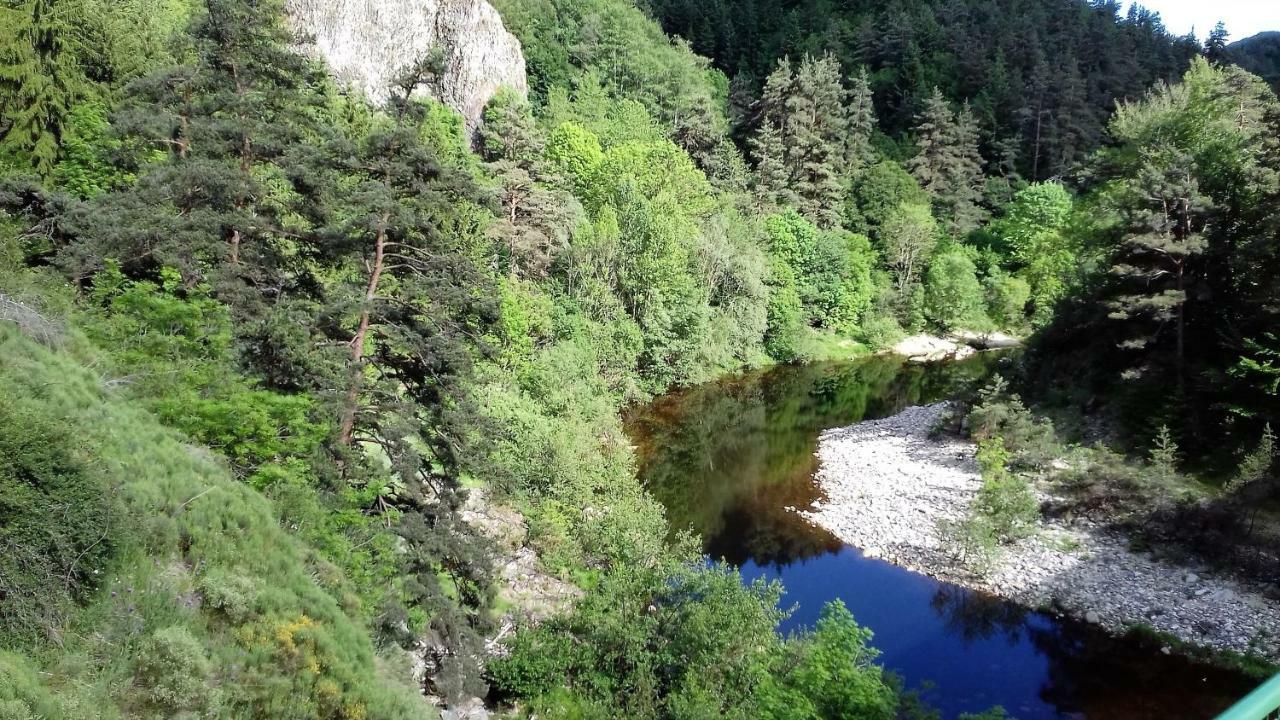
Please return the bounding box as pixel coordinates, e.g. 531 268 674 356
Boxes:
626 355 1258 720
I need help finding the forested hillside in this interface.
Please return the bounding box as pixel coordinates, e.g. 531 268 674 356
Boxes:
1231 32 1280 91
2 0 1278 717
647 0 1201 180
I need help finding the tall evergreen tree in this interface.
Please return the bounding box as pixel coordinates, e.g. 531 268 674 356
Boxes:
788 54 848 228
0 0 81 176
846 65 877 173
89 0 325 292
908 88 986 235
750 54 854 228
1204 21 1230 64
907 88 955 198
1106 145 1208 391
750 58 797 210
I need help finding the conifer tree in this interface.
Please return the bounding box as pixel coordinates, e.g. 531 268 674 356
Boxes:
0 0 81 176
944 103 987 234
479 90 577 280
909 88 987 235
1204 21 1230 64
750 54 852 228
1106 145 1208 390
846 66 878 173
908 88 955 198
789 54 848 228
750 58 795 210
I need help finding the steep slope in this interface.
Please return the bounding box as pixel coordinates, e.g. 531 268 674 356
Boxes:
286 0 527 128
0 322 428 719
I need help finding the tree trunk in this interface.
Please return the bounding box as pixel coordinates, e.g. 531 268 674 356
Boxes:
337 210 391 446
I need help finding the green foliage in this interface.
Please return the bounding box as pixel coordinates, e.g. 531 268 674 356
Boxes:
983 269 1030 332
1148 425 1181 481
0 326 425 719
0 387 120 644
491 565 898 720
0 0 82 176
879 202 937 294
1228 424 1275 495
972 437 1039 543
923 245 989 332
750 54 857 227
908 89 986 235
847 160 928 237
992 182 1075 325
764 209 875 337
759 601 896 720
967 377 1058 469
132 626 218 715
650 0 1200 180
81 264 329 489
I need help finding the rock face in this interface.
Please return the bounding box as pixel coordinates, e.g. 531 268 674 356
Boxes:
286 0 527 129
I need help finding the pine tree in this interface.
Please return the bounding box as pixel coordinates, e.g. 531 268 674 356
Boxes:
789 54 848 228
944 103 987 234
324 56 494 449
95 0 325 288
750 58 795 210
1106 145 1209 390
749 54 859 227
908 88 987 235
1204 21 1229 64
908 88 956 198
479 90 576 279
0 0 82 176
846 65 877 174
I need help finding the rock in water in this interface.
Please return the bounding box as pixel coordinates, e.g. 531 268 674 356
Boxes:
286 0 527 130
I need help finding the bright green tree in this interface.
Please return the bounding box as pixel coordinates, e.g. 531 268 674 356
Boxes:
994 182 1074 325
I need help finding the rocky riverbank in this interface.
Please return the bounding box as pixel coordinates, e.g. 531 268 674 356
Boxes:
889 331 1021 362
800 403 1280 662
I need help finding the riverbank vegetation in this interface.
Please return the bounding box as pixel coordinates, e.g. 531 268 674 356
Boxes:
2 0 1278 716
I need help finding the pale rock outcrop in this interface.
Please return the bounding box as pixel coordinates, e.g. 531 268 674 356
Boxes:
891 334 977 363
286 0 527 130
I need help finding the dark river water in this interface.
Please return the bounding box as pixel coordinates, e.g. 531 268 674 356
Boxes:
625 354 1258 720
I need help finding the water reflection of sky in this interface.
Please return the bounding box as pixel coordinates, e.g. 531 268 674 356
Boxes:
743 547 1061 719
630 355 1255 720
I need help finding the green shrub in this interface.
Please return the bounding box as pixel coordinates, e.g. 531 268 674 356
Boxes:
967 377 1058 469
0 390 121 643
972 437 1040 543
132 627 218 715
983 270 1030 331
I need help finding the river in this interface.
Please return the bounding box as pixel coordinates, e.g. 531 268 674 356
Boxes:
625 354 1257 720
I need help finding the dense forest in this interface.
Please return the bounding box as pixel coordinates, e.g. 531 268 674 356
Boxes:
0 0 1278 717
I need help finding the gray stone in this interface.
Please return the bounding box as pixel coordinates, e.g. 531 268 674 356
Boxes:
286 0 527 132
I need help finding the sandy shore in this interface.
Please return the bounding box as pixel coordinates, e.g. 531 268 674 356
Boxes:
800 403 1280 661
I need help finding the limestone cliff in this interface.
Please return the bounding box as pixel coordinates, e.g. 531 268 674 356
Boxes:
285 0 527 130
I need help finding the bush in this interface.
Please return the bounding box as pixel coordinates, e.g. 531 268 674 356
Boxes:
967 377 1058 469
946 436 1040 571
972 437 1039 543
0 391 121 642
132 627 219 715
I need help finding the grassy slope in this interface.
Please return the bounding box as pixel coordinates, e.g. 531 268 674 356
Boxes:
0 324 427 719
